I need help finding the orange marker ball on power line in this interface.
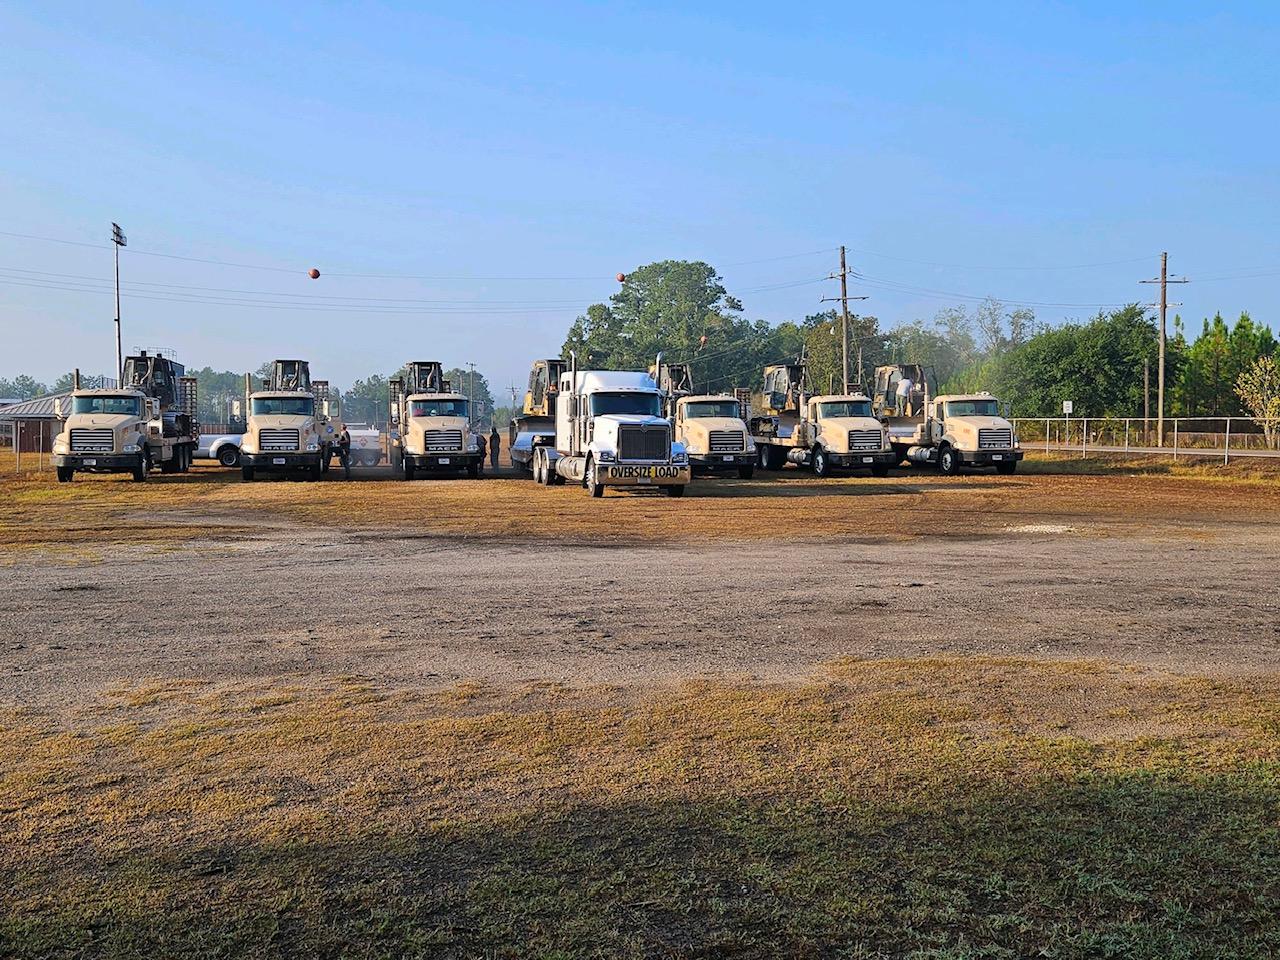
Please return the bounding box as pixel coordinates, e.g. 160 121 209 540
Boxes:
308 268 321 279
616 273 626 283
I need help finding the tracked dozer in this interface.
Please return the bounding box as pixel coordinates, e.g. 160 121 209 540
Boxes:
509 358 567 474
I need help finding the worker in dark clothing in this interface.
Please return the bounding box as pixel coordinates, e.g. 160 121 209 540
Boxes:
489 425 501 471
336 425 352 479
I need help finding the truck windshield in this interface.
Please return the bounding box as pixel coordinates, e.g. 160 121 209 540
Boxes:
71 395 141 416
818 400 872 418
410 398 468 418
945 399 1000 417
590 393 661 417
252 397 314 416
683 400 741 419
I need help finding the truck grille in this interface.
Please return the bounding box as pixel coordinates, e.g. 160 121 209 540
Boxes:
979 427 1013 449
259 428 299 451
618 425 670 461
424 429 463 452
848 429 883 451
70 428 114 452
708 429 745 453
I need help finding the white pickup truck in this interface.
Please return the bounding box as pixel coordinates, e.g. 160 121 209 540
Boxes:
196 433 243 468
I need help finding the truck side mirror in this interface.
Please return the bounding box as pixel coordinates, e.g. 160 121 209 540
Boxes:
147 398 160 419
54 398 63 418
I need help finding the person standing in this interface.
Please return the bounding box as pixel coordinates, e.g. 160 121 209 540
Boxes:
489 425 501 470
895 376 914 417
336 425 352 479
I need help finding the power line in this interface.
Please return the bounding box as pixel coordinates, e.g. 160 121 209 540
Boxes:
851 271 1131 309
843 246 1155 271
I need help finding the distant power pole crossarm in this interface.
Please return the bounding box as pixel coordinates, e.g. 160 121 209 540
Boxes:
1139 252 1188 446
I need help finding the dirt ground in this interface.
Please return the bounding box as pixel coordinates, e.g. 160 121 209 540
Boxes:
3 457 1278 712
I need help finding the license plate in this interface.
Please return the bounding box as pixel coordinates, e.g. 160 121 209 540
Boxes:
273 457 286 465
438 457 450 464
637 476 651 484
992 454 1003 461
83 458 97 466
862 456 873 463
722 455 734 462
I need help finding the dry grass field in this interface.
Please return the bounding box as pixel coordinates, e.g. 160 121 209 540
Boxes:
3 451 1280 957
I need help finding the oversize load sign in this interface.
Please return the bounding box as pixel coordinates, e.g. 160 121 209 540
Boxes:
605 464 682 480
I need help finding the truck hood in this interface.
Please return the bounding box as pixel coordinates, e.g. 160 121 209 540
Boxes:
596 414 669 428
62 413 139 431
408 415 469 431
818 417 887 451
682 416 748 433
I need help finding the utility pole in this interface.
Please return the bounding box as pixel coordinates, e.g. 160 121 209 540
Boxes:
1139 252 1188 446
111 222 127 384
822 246 868 393
467 362 477 426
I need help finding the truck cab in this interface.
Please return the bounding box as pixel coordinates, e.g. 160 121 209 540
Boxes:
52 352 198 482
398 392 482 479
672 394 755 479
239 360 335 481
534 362 691 497
802 394 896 477
893 392 1024 474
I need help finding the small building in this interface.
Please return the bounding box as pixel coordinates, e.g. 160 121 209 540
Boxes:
0 392 68 454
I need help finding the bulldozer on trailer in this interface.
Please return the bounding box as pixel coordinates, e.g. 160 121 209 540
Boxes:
654 361 756 479
748 360 896 476
238 359 338 481
508 357 567 474
872 364 1023 474
52 352 199 482
388 361 485 480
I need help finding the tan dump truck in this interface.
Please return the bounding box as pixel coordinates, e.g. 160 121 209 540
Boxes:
748 361 896 477
654 362 755 478
872 364 1023 474
389 361 485 480
52 352 199 482
239 359 338 481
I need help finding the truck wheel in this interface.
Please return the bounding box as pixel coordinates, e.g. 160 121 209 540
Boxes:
241 465 255 482
218 446 240 468
585 459 604 498
996 461 1017 475
467 461 480 479
737 463 755 480
938 446 961 475
57 465 74 483
403 459 416 481
871 464 890 478
665 484 685 498
533 450 545 485
812 447 832 478
132 451 149 482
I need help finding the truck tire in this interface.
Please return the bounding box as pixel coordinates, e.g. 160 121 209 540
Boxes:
871 464 889 478
665 484 685 498
467 461 480 479
938 446 961 475
241 465 255 482
737 463 755 480
132 451 149 482
533 450 546 485
403 459 416 481
812 447 832 478
218 446 240 468
585 458 604 498
57 465 74 483
996 460 1017 475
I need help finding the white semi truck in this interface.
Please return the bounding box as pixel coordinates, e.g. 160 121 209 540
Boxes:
51 352 199 482
530 354 691 497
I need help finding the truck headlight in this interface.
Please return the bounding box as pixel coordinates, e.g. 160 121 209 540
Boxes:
672 451 688 464
597 451 615 463
54 441 68 454
306 442 320 451
468 440 478 451
123 444 140 453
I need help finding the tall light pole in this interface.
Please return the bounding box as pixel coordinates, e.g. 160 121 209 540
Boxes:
111 222 127 384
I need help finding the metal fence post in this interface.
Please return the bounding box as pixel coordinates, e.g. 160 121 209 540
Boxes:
1045 418 1050 455
1082 417 1088 458
1125 419 1130 452
1224 418 1231 465
1173 419 1179 460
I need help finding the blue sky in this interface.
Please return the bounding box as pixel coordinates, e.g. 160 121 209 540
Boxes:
2 1 1277 394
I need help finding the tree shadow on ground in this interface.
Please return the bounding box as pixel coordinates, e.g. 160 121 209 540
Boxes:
8 770 1279 959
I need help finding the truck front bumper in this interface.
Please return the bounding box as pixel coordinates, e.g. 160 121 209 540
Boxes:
959 449 1025 465
829 450 898 468
241 451 320 470
52 453 136 471
689 452 754 472
600 463 692 486
405 452 483 471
